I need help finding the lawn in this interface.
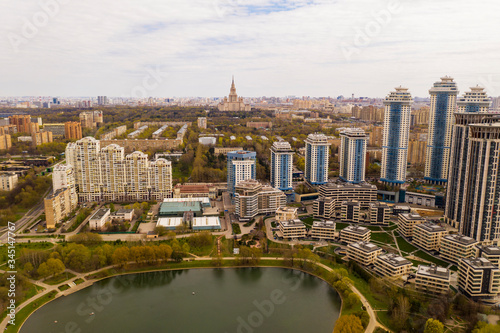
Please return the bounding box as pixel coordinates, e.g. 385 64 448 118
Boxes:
395 233 418 253
414 250 450 267
5 291 58 333
58 284 70 291
43 272 76 285
365 225 382 231
335 222 350 230
232 223 241 234
74 278 84 285
371 232 395 245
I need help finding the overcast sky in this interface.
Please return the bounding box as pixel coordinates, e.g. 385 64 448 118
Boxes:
1 0 499 98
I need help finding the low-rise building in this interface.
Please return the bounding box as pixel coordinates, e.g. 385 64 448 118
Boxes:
341 201 360 223
279 219 307 239
412 223 447 251
311 221 336 240
173 183 215 199
0 173 18 191
88 208 111 230
347 241 382 266
415 265 450 295
440 234 478 264
318 182 377 208
458 257 500 301
398 213 426 239
375 253 412 278
313 197 336 219
110 209 134 221
369 202 391 225
340 225 371 244
214 147 244 155
275 207 298 222
392 204 411 215
476 245 500 267
44 187 76 229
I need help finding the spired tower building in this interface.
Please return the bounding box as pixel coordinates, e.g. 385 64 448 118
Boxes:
424 76 459 184
218 77 251 112
380 87 412 185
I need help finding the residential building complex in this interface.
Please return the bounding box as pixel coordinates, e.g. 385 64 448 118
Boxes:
341 201 360 223
398 213 425 239
375 253 412 278
197 117 207 129
304 133 330 185
458 258 500 301
66 137 172 202
44 187 77 229
270 140 293 191
9 115 38 134
412 223 447 251
279 219 306 239
415 265 450 295
440 234 478 264
32 131 53 146
347 241 382 266
476 245 500 267
79 110 103 128
424 77 458 184
0 173 18 191
227 150 256 195
445 87 494 229
311 221 336 240
234 179 286 221
275 207 298 222
381 87 412 184
339 128 368 184
340 225 371 244
369 202 391 225
65 121 82 140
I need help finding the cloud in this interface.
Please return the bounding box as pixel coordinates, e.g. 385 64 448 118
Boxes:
0 0 499 97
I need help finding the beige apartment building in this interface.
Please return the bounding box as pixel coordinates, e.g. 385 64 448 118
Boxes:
398 213 426 239
32 131 53 146
318 182 377 208
476 245 500 267
234 179 286 222
341 201 360 223
440 234 478 264
275 207 298 222
313 197 336 219
44 187 76 229
369 202 391 225
279 219 307 239
340 225 371 244
415 265 450 295
0 173 18 191
458 258 500 301
311 221 336 240
375 253 412 279
214 147 244 155
412 223 447 251
347 241 382 266
65 121 82 140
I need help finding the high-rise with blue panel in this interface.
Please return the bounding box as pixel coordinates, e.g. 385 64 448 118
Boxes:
270 141 293 191
381 87 412 185
424 77 458 184
339 128 368 184
227 150 256 196
445 86 492 229
305 133 330 185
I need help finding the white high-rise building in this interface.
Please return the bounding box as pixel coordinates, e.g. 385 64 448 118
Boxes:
424 77 458 184
227 151 256 195
381 87 412 184
339 128 369 184
304 133 330 185
270 140 293 191
52 164 77 208
66 137 172 202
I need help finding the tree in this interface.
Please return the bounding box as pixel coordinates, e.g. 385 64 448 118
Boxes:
424 318 444 333
46 258 65 277
23 262 34 277
472 322 500 333
345 292 360 309
112 247 130 267
37 262 50 279
333 315 364 333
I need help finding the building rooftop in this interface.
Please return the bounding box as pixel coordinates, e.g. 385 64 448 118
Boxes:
114 208 134 214
348 241 381 253
476 245 500 255
192 217 221 229
159 201 202 216
415 222 446 233
89 208 110 221
401 213 424 220
280 219 306 228
157 217 183 228
416 265 450 280
163 197 211 206
370 202 389 208
321 182 377 190
461 257 497 269
377 253 411 267
342 200 360 206
312 221 336 229
342 225 370 235
443 234 477 245
276 206 298 213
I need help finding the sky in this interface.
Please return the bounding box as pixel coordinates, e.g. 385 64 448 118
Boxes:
1 0 500 98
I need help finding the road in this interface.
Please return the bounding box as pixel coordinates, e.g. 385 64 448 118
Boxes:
0 202 45 244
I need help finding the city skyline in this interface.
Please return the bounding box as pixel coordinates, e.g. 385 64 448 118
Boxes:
1 0 500 97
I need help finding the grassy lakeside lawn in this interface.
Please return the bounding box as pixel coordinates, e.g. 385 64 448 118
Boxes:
43 272 76 286
5 291 58 333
